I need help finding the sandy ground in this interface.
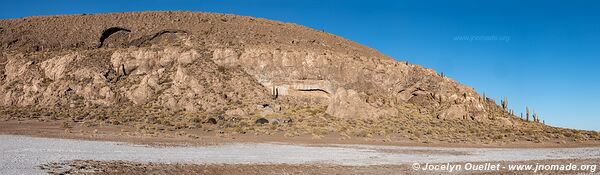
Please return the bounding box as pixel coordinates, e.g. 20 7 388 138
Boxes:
2 135 600 175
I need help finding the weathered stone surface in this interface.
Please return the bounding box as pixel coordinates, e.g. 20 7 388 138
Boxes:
326 88 395 119
0 11 513 123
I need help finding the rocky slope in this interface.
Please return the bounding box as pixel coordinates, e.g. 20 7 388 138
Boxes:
0 11 598 143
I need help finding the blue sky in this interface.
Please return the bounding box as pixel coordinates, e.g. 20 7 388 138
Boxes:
2 0 599 131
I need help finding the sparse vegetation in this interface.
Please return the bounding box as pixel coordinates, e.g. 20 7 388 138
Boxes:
2 103 598 145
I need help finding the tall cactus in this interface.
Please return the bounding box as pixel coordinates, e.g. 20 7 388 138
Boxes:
501 97 508 111
483 93 486 101
526 107 530 122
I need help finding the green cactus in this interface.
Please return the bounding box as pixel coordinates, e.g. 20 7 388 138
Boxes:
501 97 508 111
526 107 530 122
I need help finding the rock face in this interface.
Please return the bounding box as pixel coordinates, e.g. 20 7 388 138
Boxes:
0 47 271 116
0 11 511 123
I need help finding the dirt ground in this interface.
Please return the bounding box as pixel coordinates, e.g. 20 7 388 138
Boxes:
40 159 600 175
3 120 600 175
2 119 600 148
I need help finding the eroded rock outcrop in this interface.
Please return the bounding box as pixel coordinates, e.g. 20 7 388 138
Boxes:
0 11 512 124
0 46 270 115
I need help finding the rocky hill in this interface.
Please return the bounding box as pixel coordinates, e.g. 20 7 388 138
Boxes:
1 11 598 144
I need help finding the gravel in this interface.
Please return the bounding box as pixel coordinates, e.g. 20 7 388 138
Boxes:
1 135 599 175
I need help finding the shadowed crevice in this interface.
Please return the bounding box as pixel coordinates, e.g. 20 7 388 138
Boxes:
98 27 131 48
